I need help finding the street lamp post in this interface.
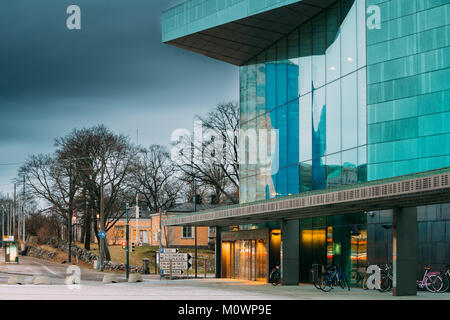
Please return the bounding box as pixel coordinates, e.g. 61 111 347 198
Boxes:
1 205 5 239
193 178 198 279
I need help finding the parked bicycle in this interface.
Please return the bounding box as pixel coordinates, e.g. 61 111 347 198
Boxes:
315 265 350 292
269 265 281 286
433 264 450 293
417 267 443 292
350 268 369 290
378 264 393 292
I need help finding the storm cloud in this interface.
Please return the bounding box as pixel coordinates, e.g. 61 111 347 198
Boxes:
0 0 239 194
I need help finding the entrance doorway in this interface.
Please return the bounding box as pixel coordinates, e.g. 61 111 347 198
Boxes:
220 228 270 282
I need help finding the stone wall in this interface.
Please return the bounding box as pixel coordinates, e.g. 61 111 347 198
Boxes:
27 246 57 261
44 237 144 273
45 238 98 264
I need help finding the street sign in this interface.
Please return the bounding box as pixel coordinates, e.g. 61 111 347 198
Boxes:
160 248 178 254
159 261 192 270
160 253 191 262
99 231 106 238
160 269 183 275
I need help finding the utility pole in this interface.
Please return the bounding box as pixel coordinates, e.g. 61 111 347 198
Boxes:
22 175 26 250
126 202 130 280
13 184 16 239
1 205 4 239
68 165 73 263
6 193 9 237
136 193 139 246
99 160 105 272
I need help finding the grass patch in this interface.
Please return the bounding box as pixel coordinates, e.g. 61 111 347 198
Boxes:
86 243 215 273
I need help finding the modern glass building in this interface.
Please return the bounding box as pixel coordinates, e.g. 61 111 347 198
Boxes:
162 0 450 294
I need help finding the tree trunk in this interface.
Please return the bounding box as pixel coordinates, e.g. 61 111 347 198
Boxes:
103 238 111 261
84 211 91 250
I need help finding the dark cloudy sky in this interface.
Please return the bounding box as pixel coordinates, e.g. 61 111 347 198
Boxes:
0 0 239 195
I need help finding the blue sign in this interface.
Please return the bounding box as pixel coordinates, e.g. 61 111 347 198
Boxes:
99 231 106 238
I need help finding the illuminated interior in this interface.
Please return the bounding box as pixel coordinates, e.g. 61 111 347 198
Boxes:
221 237 268 282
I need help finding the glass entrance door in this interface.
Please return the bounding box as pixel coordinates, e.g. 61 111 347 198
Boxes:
221 239 268 281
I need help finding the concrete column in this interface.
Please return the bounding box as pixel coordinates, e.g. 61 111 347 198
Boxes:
281 219 299 285
392 207 418 296
214 226 222 278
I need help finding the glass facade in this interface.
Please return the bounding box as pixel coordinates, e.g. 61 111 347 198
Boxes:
162 0 303 42
240 0 450 204
240 0 368 203
234 0 450 284
299 213 368 284
163 0 450 284
367 0 450 180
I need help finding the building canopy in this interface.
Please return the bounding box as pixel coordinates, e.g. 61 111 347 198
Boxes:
162 0 336 66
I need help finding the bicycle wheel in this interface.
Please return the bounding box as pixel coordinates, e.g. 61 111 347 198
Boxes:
425 274 442 293
318 274 332 292
314 275 323 290
431 275 446 293
269 271 279 286
442 275 450 292
378 274 392 292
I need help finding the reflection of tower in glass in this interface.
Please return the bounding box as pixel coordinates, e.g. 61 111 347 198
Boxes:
311 82 326 190
264 60 299 198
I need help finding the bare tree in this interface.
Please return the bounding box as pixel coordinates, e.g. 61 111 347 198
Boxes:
19 154 79 250
172 101 240 204
131 144 182 212
54 125 136 261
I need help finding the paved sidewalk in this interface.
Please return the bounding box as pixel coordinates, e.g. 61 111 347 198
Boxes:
1 252 449 300
0 277 449 300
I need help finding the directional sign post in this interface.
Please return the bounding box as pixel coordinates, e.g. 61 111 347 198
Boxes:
159 261 192 270
160 253 192 262
160 248 179 254
158 249 192 278
160 269 183 275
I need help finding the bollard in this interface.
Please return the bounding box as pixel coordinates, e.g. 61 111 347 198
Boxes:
8 275 25 285
128 273 143 283
102 274 118 284
142 258 150 275
33 276 52 285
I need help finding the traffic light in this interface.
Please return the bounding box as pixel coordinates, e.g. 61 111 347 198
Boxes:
121 241 127 250
131 242 135 252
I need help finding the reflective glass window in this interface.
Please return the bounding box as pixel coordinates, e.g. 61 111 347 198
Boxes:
342 72 358 150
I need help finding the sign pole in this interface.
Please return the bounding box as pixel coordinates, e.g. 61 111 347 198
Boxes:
126 202 130 280
159 209 162 280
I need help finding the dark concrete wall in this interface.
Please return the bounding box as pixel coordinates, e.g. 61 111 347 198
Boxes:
281 219 299 285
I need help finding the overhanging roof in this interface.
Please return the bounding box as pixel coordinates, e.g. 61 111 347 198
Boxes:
163 168 450 227
162 0 337 66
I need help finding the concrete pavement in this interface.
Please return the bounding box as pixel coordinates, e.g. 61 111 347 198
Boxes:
0 251 449 300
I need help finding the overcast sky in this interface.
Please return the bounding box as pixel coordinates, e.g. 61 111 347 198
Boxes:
0 0 239 196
